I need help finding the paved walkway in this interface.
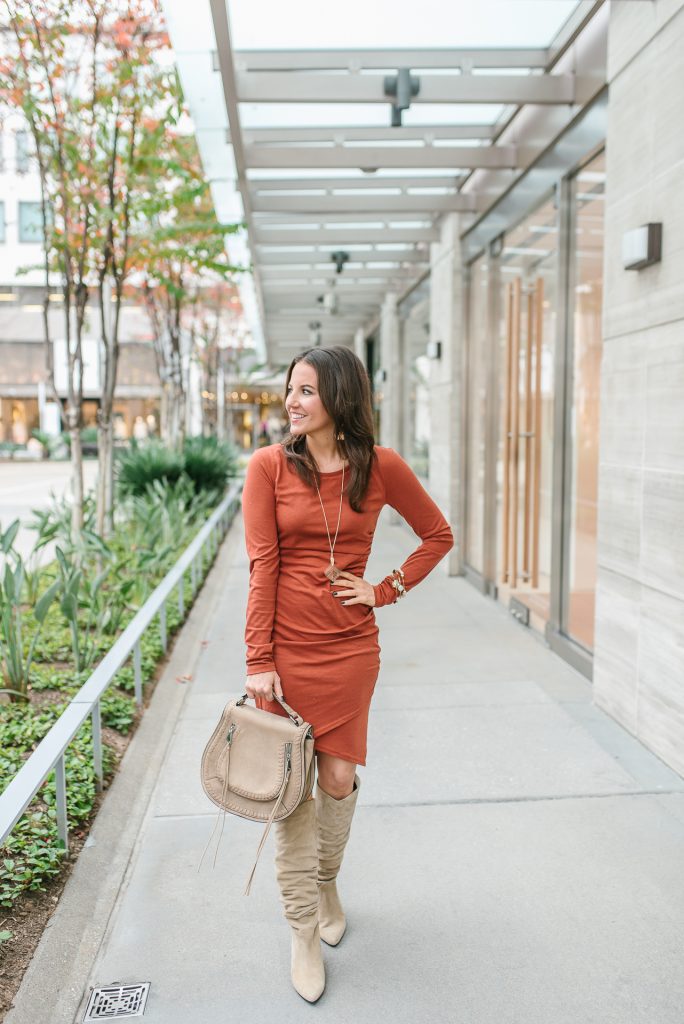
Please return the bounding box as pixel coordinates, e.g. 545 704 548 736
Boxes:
0 461 99 561
8 509 684 1024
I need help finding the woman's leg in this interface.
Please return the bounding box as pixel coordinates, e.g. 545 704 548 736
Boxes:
316 751 357 798
314 751 361 945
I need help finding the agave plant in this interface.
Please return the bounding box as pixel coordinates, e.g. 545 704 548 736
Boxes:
54 547 113 675
0 520 60 703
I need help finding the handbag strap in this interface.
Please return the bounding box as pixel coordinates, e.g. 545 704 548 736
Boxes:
243 743 292 896
236 692 304 727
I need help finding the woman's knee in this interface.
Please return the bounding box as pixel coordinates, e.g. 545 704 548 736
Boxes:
316 753 356 799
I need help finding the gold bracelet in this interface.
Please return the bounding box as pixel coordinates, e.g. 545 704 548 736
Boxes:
389 568 406 600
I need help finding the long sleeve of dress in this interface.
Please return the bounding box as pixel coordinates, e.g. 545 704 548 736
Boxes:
372 447 454 608
242 449 280 674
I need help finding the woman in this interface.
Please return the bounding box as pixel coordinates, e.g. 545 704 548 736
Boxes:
242 346 453 1003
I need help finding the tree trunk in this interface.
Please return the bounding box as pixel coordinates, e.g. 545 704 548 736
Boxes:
95 419 114 537
96 281 119 538
69 424 84 542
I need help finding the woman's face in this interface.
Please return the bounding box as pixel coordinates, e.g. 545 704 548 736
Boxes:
285 361 333 438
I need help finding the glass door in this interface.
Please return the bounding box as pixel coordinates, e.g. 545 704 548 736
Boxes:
500 275 545 593
496 197 558 628
562 152 605 652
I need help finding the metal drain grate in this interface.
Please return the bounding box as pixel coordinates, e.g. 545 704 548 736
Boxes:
83 982 151 1020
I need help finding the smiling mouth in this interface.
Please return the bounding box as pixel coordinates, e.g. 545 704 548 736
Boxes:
290 414 306 421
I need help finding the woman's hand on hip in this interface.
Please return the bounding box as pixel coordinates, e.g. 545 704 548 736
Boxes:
331 570 376 607
245 670 283 702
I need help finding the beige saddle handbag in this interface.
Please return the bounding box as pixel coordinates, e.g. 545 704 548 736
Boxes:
198 692 315 893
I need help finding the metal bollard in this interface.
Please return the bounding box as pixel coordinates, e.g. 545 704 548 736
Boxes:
134 640 143 705
159 601 167 653
92 700 103 792
55 753 69 852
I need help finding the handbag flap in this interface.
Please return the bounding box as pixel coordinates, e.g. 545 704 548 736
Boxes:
225 706 295 801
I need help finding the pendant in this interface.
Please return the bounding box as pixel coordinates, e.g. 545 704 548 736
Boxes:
325 561 342 582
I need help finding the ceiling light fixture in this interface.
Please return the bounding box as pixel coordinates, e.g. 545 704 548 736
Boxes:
384 68 420 127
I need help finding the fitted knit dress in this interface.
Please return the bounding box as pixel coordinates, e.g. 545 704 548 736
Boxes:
242 442 454 766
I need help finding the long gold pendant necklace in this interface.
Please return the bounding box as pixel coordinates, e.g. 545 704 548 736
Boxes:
313 462 345 582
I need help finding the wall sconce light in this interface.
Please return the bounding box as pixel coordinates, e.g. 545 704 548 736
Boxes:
426 340 442 360
489 234 504 259
622 223 662 271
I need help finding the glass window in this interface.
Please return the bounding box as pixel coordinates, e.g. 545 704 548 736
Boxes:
0 342 45 384
117 343 159 387
564 151 605 652
496 195 558 627
408 349 430 478
15 130 30 174
18 202 43 243
464 254 489 573
0 202 5 243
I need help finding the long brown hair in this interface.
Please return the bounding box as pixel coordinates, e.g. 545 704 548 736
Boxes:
281 346 376 512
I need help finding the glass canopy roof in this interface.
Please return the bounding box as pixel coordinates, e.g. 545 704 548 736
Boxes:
161 0 600 361
229 1 580 50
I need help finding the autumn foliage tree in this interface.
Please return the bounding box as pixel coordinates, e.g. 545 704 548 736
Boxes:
134 134 242 449
0 0 242 537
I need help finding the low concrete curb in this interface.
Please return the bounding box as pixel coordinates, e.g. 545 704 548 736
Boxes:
4 522 243 1024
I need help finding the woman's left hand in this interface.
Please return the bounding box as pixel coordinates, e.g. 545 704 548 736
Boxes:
331 570 376 607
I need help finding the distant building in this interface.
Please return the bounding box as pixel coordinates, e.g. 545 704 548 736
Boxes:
0 115 162 443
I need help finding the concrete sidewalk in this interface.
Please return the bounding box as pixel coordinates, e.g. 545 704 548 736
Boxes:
8 510 684 1024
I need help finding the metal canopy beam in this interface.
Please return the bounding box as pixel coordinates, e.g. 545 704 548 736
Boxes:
233 48 550 71
266 306 375 317
255 227 438 244
240 125 494 144
249 175 463 192
261 267 418 281
245 144 517 170
236 71 576 105
264 282 389 294
248 145 516 171
257 250 429 265
251 194 475 214
253 213 436 226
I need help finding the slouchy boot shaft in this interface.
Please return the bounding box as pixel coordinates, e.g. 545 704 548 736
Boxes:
315 774 361 945
274 798 325 1002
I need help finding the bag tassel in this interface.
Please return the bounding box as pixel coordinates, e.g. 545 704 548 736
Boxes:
197 737 294 895
196 733 233 872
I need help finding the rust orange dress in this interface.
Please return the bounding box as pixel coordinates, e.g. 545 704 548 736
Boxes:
242 443 454 766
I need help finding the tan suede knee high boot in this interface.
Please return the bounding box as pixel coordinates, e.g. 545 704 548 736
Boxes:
274 798 325 1003
315 774 361 946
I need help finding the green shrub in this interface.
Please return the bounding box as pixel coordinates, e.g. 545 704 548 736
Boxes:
116 442 184 497
116 437 237 499
182 436 237 494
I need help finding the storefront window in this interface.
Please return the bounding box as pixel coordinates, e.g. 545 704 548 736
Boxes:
496 196 558 627
565 152 605 651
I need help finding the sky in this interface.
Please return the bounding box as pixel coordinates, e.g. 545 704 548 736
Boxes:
227 0 580 51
